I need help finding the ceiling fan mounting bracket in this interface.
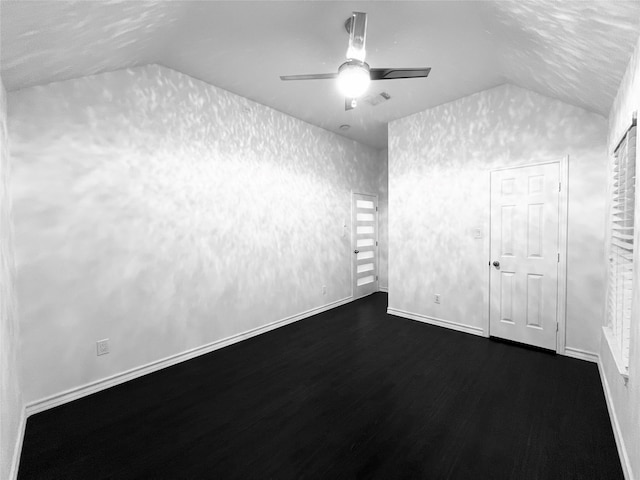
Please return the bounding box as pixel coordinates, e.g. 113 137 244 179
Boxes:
344 16 354 34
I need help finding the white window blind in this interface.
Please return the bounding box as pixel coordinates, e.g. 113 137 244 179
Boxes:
607 120 637 371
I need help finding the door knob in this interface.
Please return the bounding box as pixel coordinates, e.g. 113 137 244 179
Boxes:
492 260 500 268
354 250 360 254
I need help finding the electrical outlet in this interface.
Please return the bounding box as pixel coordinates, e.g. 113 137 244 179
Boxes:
434 294 441 304
322 285 327 295
96 339 109 356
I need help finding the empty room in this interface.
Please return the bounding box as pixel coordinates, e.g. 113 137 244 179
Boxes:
1 1 640 478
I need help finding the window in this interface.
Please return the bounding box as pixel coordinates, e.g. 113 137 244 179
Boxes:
606 115 637 376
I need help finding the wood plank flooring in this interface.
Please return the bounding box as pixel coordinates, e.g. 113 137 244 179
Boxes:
18 293 622 479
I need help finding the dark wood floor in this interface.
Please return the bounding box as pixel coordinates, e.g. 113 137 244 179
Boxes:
18 293 622 479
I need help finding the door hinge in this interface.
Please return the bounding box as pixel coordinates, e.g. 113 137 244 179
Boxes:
376 206 378 212
376 241 378 246
556 323 559 332
376 275 379 281
557 253 560 263
559 182 561 192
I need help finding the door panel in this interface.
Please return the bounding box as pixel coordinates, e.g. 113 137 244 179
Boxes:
352 193 378 298
489 163 560 350
500 271 515 323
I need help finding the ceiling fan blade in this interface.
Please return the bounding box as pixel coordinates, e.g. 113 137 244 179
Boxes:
280 73 338 81
345 98 357 111
346 12 367 62
370 67 432 80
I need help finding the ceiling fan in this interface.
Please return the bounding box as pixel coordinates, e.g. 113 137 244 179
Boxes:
280 12 431 111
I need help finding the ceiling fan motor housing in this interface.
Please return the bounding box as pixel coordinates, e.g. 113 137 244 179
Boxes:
344 16 355 34
338 60 370 74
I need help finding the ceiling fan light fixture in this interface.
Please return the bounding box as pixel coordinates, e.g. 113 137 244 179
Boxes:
337 61 370 98
279 12 431 112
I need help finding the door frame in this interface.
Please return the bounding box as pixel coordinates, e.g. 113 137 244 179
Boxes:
482 157 569 354
351 191 379 299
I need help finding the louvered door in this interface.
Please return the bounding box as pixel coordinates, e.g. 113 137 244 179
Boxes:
352 193 378 298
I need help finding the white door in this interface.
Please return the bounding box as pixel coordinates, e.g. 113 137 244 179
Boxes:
489 163 560 350
352 193 378 298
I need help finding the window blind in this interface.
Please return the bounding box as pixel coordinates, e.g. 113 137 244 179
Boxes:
607 121 636 370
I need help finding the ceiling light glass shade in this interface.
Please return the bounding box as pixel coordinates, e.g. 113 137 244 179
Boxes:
337 63 370 98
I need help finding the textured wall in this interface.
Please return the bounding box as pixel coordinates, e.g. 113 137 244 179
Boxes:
0 76 22 479
377 148 388 290
388 84 607 354
8 64 380 404
602 33 640 480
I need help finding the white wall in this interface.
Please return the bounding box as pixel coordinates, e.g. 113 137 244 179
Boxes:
377 148 388 291
601 33 640 480
388 83 608 355
0 76 23 479
8 64 381 404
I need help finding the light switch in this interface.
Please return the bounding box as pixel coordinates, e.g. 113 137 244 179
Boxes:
473 228 482 239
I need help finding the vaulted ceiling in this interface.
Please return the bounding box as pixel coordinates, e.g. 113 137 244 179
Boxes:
2 1 639 148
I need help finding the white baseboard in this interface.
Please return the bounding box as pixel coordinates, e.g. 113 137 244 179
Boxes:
10 408 26 480
379 286 388 293
598 358 633 480
26 296 354 416
563 347 599 364
386 308 484 337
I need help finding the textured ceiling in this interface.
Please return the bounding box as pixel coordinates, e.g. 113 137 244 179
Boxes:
484 0 640 115
2 1 639 148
